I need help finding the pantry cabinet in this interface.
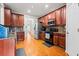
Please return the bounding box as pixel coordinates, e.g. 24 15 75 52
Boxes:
4 8 11 26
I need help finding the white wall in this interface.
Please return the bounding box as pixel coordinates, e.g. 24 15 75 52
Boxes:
0 3 4 25
24 15 38 39
66 3 79 56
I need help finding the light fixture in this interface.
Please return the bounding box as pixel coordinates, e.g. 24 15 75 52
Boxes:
45 4 49 8
27 9 31 13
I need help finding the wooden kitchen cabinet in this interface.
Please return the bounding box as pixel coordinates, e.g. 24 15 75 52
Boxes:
39 18 43 25
0 39 16 56
55 6 66 25
43 16 48 26
39 31 45 40
11 13 18 26
47 12 56 20
17 32 25 41
59 34 65 49
38 6 66 26
12 13 24 27
0 40 4 55
4 8 11 26
55 9 62 25
61 6 66 25
53 33 65 49
53 33 59 45
47 13 52 20
18 15 24 26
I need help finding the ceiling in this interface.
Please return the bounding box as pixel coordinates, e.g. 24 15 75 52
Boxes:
5 3 66 18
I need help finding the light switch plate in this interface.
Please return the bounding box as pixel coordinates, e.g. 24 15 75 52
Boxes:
77 28 79 32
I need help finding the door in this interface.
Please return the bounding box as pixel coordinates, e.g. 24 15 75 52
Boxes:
66 3 79 56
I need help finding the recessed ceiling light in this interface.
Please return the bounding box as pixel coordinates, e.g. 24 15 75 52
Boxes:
45 4 49 8
27 9 31 13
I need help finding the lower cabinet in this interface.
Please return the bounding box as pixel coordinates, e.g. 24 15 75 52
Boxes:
39 31 45 40
59 35 65 49
53 34 59 45
53 33 65 49
0 39 16 56
17 32 25 41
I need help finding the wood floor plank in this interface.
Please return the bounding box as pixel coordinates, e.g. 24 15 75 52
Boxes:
16 33 67 56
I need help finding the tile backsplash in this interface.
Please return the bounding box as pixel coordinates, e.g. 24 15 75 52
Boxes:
57 26 66 33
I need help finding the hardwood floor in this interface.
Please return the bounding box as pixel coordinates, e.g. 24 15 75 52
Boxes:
16 33 68 56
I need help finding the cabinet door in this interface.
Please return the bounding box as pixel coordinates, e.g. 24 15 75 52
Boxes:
17 32 24 41
47 12 55 20
51 12 56 19
11 13 19 26
18 15 24 26
39 32 45 40
4 8 11 26
59 36 65 49
61 7 66 25
44 16 48 26
39 17 44 26
53 35 59 45
47 13 52 20
0 40 4 56
38 18 43 23
55 9 62 25
3 39 15 56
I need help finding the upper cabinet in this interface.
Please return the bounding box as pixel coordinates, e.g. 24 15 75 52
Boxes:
55 8 62 25
11 13 24 27
3 7 24 27
47 12 56 20
18 15 24 27
43 16 48 26
39 17 45 26
4 8 11 26
55 6 66 25
11 13 18 26
38 6 66 26
61 6 66 25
